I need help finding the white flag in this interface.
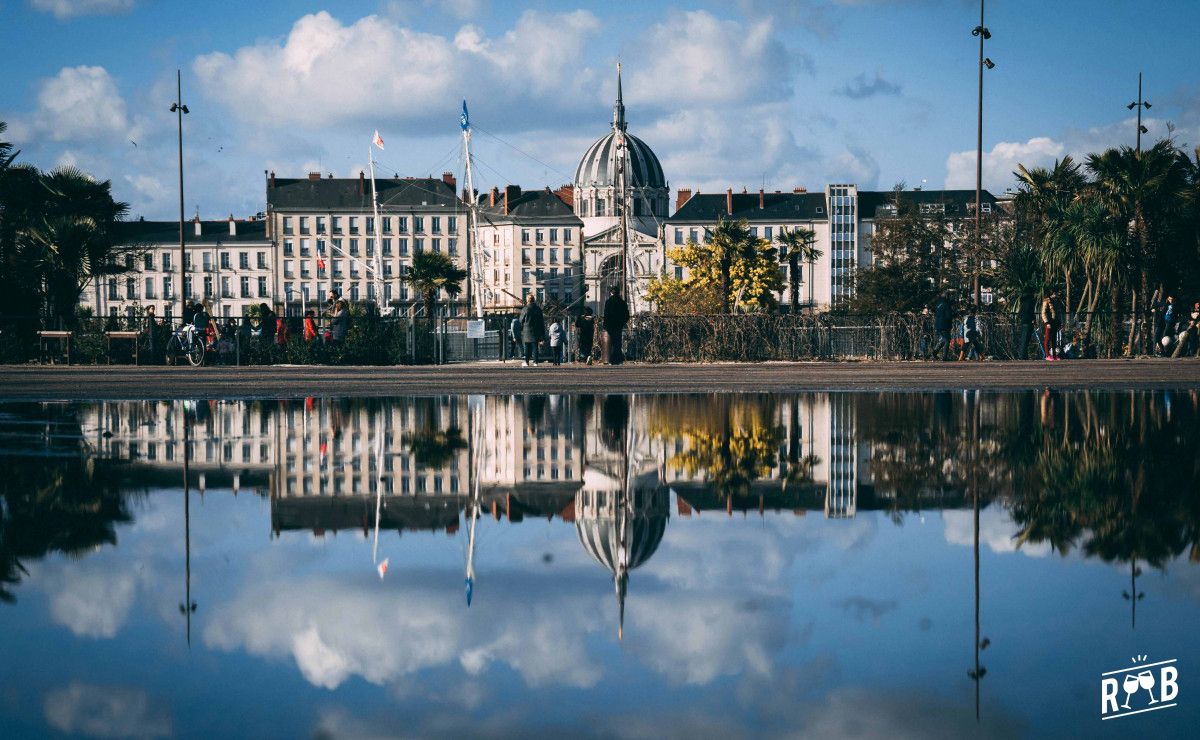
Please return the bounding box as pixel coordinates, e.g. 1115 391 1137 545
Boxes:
372 130 385 150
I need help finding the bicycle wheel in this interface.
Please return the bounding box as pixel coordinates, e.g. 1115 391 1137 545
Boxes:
185 338 205 367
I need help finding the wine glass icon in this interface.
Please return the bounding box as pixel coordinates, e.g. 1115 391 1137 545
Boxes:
1121 673 1141 709
1138 670 1158 704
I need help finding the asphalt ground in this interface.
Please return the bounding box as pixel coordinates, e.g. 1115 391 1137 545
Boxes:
1 359 1198 400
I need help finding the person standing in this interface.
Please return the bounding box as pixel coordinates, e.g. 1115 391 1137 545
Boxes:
548 319 563 366
303 310 319 343
329 299 349 347
519 295 545 367
960 314 981 361
603 286 630 365
932 296 952 361
1016 292 1036 360
143 305 160 364
509 315 521 359
1041 291 1062 360
574 307 596 365
1160 295 1176 341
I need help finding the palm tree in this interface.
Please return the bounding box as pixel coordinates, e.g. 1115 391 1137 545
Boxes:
705 217 752 312
405 250 467 319
778 226 820 310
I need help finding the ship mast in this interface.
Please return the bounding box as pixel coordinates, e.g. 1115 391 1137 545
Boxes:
461 101 486 318
367 145 385 311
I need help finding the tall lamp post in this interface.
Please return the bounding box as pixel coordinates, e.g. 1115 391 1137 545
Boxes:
170 70 189 323
1127 73 1151 153
971 1 994 307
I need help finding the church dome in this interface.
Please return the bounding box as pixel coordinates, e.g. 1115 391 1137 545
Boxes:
574 486 668 574
574 131 666 190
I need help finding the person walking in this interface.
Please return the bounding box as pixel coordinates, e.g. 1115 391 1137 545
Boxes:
932 296 952 361
509 315 521 359
603 286 630 365
960 314 981 361
519 294 545 367
1016 291 1036 360
574 307 596 365
548 319 563 366
1041 291 1063 360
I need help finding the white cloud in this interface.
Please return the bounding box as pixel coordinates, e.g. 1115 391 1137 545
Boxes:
193 10 601 131
944 136 1065 193
39 561 139 638
13 65 133 144
43 683 171 739
30 0 136 19
942 506 1051 557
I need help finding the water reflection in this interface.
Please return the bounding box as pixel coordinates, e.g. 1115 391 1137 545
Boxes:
2 390 1199 735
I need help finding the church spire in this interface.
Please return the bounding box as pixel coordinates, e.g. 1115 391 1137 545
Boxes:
612 62 626 132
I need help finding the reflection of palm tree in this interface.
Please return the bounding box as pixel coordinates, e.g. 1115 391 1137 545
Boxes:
406 428 466 470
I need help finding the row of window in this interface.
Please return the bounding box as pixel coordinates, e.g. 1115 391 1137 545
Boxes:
282 237 458 258
519 227 574 245
119 251 270 273
281 215 458 236
109 275 270 300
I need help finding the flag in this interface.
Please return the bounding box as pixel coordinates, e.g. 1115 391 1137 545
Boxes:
372 130 385 150
460 100 469 132
377 558 389 579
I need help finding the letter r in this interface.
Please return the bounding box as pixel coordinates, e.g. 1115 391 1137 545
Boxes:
1101 678 1120 714
1160 666 1179 702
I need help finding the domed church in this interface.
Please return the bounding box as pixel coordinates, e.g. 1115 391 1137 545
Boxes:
574 66 670 313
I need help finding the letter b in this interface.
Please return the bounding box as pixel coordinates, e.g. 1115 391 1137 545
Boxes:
1160 666 1179 702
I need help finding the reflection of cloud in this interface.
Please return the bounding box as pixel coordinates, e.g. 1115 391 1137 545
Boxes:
203 576 602 690
43 682 171 739
837 596 897 624
791 687 1024 738
943 507 1050 557
38 562 139 638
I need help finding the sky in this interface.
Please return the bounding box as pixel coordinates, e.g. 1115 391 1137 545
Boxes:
2 0 1199 221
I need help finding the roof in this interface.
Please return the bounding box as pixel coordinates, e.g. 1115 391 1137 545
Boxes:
113 219 268 245
668 192 828 224
477 188 582 225
575 131 666 189
858 189 998 218
268 176 463 212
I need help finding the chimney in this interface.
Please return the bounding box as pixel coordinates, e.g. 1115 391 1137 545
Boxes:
553 184 574 208
489 187 499 208
676 188 692 211
442 171 456 190
726 187 733 216
193 217 202 237
269 170 276 188
504 184 520 215
758 189 765 209
228 214 236 236
793 186 807 194
358 171 365 195
308 171 321 181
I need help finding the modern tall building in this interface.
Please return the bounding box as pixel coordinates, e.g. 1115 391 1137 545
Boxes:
265 171 468 314
665 186 1001 309
101 217 273 321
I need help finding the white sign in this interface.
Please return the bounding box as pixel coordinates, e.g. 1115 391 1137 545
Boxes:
1101 655 1179 720
466 319 486 339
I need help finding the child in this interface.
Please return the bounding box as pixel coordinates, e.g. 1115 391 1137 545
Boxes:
547 320 563 366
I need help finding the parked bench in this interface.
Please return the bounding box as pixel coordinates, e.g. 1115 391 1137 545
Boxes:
37 330 73 364
105 330 141 365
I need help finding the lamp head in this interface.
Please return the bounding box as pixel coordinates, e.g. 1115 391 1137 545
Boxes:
1139 125 1149 134
1143 101 1151 109
1127 102 1137 110
170 103 178 112
972 25 991 39
983 58 995 70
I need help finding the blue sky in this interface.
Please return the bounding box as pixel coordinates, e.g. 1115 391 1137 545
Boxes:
2 0 1198 220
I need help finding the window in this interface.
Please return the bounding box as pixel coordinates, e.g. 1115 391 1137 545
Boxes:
257 252 267 269
521 229 530 245
143 254 153 270
413 216 424 233
183 276 193 298
145 278 155 298
431 238 441 253
163 277 172 298
563 228 572 243
383 262 393 277
675 228 684 245
535 248 545 263
689 228 698 243
448 216 457 232
919 203 945 215
414 238 424 253
366 216 374 235
240 276 250 297
332 260 342 277
764 226 773 240
522 249 531 265
366 239 374 257
398 217 407 233
350 284 359 301
283 216 294 235
299 216 310 234
535 229 544 243
564 249 572 262
183 254 192 271
549 248 557 263
162 253 172 271
349 239 359 256
382 217 392 234
750 227 758 237
284 240 294 256
349 216 359 234
981 202 993 214
126 277 136 299
300 260 310 278
431 216 441 234
595 199 605 217
448 238 458 256
399 239 408 255
239 252 250 269
299 240 311 257
549 228 558 243
220 252 231 269
202 253 212 272
258 276 268 297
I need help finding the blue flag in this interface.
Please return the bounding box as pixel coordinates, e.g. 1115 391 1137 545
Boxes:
460 100 469 131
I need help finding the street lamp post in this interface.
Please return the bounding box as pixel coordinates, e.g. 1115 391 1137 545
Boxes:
1127 73 1151 154
971 1 994 307
170 70 189 323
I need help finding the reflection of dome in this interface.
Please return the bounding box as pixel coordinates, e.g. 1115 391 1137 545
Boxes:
574 490 667 573
574 131 665 190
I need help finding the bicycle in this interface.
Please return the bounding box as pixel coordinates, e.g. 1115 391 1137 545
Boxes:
165 324 207 367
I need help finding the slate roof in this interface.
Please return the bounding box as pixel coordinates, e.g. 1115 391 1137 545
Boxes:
268 176 462 211
668 192 828 223
574 131 666 189
477 188 582 225
112 219 268 245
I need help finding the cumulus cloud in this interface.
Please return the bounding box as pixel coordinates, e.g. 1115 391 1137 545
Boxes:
942 506 1051 557
37 561 139 638
43 683 171 739
836 71 902 99
10 65 133 144
944 136 1064 192
29 0 136 19
193 10 601 132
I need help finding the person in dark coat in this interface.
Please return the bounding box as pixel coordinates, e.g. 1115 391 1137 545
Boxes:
603 286 630 365
1016 292 1036 360
519 295 545 366
258 302 277 345
574 307 596 365
932 296 952 361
